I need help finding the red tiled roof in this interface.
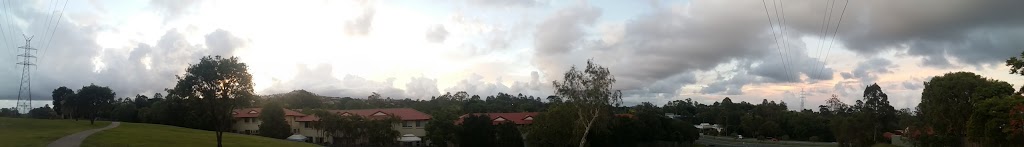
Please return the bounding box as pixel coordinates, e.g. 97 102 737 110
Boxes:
295 108 431 122
232 108 307 118
455 112 540 125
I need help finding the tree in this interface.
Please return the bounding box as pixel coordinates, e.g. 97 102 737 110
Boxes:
168 56 255 147
283 90 323 109
52 86 74 119
76 84 115 125
364 116 401 146
860 84 897 144
496 121 525 147
460 114 496 146
0 108 18 117
527 104 579 147
967 95 1024 146
258 102 291 139
29 104 58 119
111 103 138 122
919 72 1013 145
552 59 622 147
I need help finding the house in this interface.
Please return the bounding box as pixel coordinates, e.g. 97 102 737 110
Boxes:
293 108 431 146
455 112 540 125
231 108 308 135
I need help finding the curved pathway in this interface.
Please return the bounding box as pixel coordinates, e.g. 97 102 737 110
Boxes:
47 122 121 147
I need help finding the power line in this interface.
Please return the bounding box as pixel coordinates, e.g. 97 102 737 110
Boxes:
814 0 837 78
41 0 69 60
777 0 796 77
762 0 791 83
818 0 849 79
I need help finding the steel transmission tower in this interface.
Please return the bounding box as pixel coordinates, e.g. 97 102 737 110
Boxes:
799 89 806 111
15 35 35 113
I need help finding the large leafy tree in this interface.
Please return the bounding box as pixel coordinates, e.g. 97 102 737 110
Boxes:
51 86 74 119
258 102 291 139
552 59 622 147
919 72 1014 145
495 121 524 147
527 104 579 147
459 114 496 146
168 56 255 147
860 84 898 144
76 84 115 125
967 95 1024 145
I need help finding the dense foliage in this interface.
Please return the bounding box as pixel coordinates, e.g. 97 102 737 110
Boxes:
258 102 292 139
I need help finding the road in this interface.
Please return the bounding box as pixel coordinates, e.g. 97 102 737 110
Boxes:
695 135 837 147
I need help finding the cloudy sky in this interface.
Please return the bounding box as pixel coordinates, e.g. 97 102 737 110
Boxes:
2 0 1023 110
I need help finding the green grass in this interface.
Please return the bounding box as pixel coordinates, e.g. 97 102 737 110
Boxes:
0 117 111 147
82 122 318 147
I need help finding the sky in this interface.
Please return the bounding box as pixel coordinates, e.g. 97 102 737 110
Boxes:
1 0 1023 111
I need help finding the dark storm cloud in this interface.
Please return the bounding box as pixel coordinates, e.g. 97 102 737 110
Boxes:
531 1 837 97
822 1 1024 67
851 58 895 86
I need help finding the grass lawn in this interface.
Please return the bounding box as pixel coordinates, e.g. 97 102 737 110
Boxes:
82 122 318 147
0 117 111 147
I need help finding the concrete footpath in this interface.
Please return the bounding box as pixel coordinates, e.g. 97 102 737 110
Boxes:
47 122 121 147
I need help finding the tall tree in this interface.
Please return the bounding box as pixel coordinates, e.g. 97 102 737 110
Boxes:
51 86 74 119
258 102 291 139
76 84 115 125
168 56 255 147
496 121 525 147
459 114 496 146
919 72 1014 145
861 84 897 144
553 59 622 147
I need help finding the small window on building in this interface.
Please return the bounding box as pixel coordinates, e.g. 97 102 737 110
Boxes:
523 116 534 121
403 121 413 127
415 120 423 127
248 110 258 114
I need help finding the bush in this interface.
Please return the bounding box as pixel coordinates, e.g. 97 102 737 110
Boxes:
29 105 58 119
809 136 821 142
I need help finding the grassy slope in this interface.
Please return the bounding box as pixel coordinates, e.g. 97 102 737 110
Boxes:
0 117 111 147
82 122 318 147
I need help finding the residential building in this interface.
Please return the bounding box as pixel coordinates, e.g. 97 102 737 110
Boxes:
455 112 539 125
231 108 308 135
293 108 431 146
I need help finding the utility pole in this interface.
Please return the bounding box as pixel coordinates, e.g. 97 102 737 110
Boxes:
15 35 35 113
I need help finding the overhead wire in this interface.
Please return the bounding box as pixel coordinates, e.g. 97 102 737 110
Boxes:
0 1 8 56
40 0 69 61
817 0 850 81
39 0 60 56
777 0 796 78
814 0 837 79
762 0 792 83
